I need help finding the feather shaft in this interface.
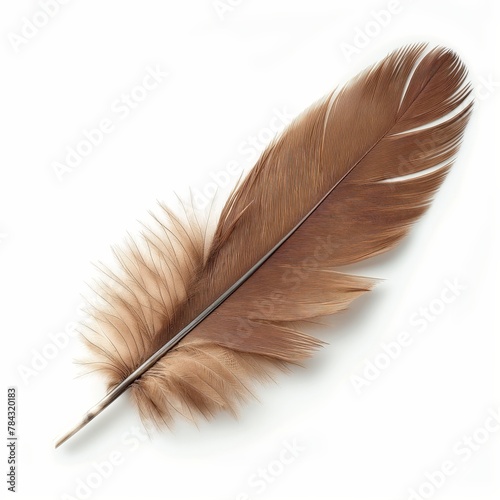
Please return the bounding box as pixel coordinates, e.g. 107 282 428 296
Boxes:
55 44 473 448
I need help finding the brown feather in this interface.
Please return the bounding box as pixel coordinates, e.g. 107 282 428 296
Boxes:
81 44 472 428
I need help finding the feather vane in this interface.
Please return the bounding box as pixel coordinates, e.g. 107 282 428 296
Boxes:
56 44 472 446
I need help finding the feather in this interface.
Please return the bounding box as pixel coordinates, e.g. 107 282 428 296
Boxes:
56 43 472 447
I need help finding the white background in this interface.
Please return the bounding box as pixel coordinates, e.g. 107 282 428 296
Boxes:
1 1 499 499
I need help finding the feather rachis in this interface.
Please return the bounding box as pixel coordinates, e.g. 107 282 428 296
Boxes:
74 44 472 434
